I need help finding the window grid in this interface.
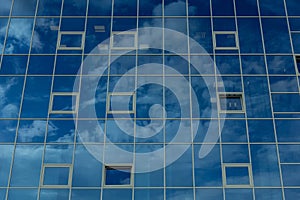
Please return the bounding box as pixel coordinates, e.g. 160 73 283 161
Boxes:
0 0 298 199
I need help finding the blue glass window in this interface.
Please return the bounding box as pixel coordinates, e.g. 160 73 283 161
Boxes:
28 55 54 75
286 0 300 16
39 189 69 200
8 189 38 200
51 93 78 113
139 0 162 16
0 145 13 186
212 0 234 16
105 166 132 186
10 145 43 187
0 0 12 16
196 188 223 200
262 18 292 53
225 189 253 200
225 165 251 186
241 56 266 74
72 145 102 187
214 32 237 49
238 18 263 53
0 55 27 74
102 189 132 200
235 0 258 16
255 189 283 200
282 164 300 186
43 166 70 186
59 32 84 49
71 189 101 200
0 120 17 142
259 0 285 16
88 0 112 16
164 0 186 16
251 145 281 186
188 0 210 16
219 93 243 112
12 0 37 16
4 18 34 54
17 120 46 143
113 0 137 16
31 18 59 54
21 76 52 118
134 189 164 200
37 0 62 16
62 0 87 16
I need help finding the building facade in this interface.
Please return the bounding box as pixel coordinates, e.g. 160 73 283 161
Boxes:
0 0 300 199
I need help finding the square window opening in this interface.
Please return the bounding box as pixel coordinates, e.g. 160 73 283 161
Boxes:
219 93 244 112
107 92 135 114
50 93 79 114
58 32 84 50
214 32 238 50
223 164 253 187
104 165 132 186
42 165 72 187
111 32 137 50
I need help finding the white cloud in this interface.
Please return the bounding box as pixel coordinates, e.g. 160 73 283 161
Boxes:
18 120 47 142
5 18 34 54
0 77 20 118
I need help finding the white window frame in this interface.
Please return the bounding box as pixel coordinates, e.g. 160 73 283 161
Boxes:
218 92 245 113
107 92 135 114
222 163 253 188
110 31 137 50
41 164 73 188
57 31 85 50
213 31 239 50
49 92 79 114
103 164 133 187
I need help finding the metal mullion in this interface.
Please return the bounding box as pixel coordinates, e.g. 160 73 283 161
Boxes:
36 0 65 198
5 0 40 199
256 0 286 199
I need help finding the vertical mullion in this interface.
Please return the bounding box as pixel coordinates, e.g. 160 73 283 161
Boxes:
5 0 40 199
256 0 286 199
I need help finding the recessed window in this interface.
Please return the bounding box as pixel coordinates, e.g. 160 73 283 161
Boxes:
104 165 132 186
42 165 72 187
223 164 253 187
296 55 300 74
219 93 244 112
214 32 238 50
107 92 135 114
111 32 137 49
50 92 79 114
58 32 84 50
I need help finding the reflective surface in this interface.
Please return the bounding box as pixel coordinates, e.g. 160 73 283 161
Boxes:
0 0 299 200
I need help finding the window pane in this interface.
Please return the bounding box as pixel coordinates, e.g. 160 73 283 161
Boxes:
105 166 131 185
10 145 43 186
43 167 70 185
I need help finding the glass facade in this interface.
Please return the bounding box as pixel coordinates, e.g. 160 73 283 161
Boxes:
0 0 299 199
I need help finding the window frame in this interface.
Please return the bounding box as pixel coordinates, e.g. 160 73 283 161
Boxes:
49 92 79 114
107 92 136 114
57 31 85 50
218 92 245 113
41 164 73 188
213 31 239 50
103 164 133 187
222 163 253 188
